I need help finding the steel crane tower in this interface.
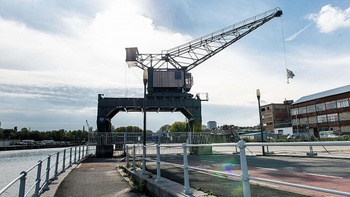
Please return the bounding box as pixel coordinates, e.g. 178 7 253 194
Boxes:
96 8 282 157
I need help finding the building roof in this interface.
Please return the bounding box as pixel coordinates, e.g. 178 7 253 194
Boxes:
293 84 350 105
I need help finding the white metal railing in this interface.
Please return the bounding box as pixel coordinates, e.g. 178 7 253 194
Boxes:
0 145 95 197
126 141 350 197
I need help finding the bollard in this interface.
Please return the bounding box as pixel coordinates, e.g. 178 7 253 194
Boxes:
155 144 162 182
54 152 59 180
182 143 193 195
69 147 72 167
74 146 77 164
43 155 51 191
19 171 27 197
34 160 42 197
133 145 136 172
237 140 251 197
62 149 66 173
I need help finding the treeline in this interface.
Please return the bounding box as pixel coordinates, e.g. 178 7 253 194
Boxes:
0 128 88 142
0 121 188 142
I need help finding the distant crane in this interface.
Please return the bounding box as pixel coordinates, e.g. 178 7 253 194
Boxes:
126 8 282 98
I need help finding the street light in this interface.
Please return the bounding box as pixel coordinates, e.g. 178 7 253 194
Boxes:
142 68 148 174
256 89 266 156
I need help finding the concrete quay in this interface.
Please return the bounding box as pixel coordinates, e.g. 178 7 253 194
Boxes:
43 144 350 197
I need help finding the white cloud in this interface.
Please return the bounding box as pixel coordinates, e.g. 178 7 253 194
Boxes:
285 23 312 41
308 4 350 33
0 1 191 89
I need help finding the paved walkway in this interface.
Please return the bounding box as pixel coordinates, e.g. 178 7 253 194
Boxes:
48 157 141 197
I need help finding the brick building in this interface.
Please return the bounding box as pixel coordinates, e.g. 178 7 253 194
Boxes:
291 85 350 138
261 100 293 134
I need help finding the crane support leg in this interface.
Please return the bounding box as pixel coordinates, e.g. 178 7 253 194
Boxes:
96 94 202 157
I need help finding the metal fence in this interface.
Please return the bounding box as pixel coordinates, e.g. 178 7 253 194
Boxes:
125 141 350 197
0 145 95 197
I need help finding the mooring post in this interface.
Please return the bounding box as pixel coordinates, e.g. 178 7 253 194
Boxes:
238 140 251 197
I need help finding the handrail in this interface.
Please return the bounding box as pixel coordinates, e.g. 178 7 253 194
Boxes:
126 141 350 197
0 145 95 197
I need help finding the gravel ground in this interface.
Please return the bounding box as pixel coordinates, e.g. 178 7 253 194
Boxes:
146 162 309 197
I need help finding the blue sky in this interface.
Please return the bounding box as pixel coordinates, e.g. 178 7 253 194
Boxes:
1 0 350 132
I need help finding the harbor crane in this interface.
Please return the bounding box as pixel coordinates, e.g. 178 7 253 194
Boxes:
126 8 282 98
96 8 282 157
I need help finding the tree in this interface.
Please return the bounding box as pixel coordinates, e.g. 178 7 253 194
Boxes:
159 124 171 132
169 122 187 132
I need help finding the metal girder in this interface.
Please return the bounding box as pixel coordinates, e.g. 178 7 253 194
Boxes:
97 94 202 133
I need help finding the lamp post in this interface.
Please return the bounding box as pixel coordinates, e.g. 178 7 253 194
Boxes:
142 69 148 174
256 89 265 156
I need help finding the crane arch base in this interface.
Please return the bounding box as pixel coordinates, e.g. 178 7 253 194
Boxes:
96 94 202 157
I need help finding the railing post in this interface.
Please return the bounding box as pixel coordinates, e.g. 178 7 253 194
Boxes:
142 144 146 175
62 149 66 173
43 155 51 191
54 152 59 180
86 144 89 156
78 145 81 161
155 144 162 182
74 146 77 164
237 140 251 197
124 132 127 155
69 147 72 167
307 146 317 156
126 146 129 168
19 171 27 197
34 160 42 197
82 145 85 158
133 145 136 172
182 143 192 195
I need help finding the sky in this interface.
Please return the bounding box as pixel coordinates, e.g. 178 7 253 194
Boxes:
1 0 350 132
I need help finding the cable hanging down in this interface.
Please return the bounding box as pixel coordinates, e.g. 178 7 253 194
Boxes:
280 17 295 84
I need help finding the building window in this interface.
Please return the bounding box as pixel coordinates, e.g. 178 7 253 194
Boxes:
317 115 327 123
327 113 338 122
291 108 298 115
326 101 337 110
337 99 349 108
316 103 325 111
307 105 316 113
298 107 307 114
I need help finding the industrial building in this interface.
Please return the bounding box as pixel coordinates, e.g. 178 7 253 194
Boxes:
260 100 293 134
291 85 350 138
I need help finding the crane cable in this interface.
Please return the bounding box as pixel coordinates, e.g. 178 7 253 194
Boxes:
280 16 293 84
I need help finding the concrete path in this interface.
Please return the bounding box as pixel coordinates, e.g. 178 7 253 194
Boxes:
51 157 141 197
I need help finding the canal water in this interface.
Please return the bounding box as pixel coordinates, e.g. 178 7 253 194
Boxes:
0 147 68 196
